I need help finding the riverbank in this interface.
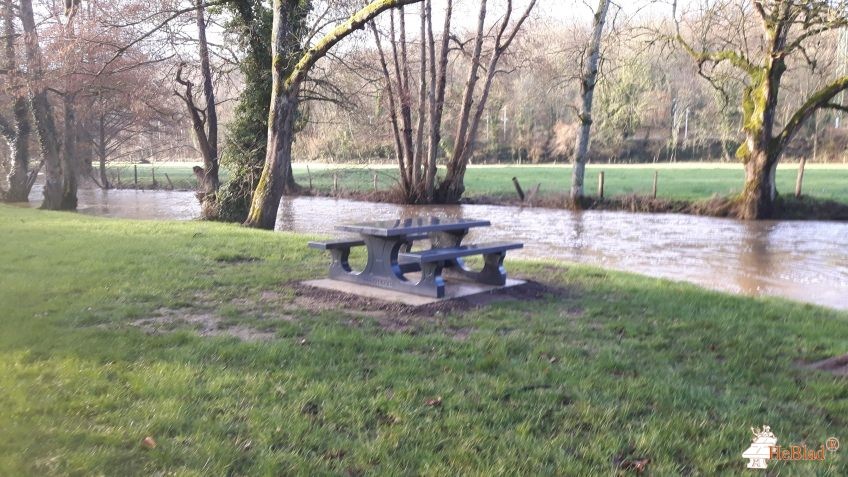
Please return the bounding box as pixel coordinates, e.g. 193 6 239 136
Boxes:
1 205 846 475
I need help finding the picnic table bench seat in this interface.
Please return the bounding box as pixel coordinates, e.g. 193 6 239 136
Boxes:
399 241 523 287
399 241 523 264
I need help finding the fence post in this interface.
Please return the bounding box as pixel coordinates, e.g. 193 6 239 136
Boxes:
652 170 658 199
333 173 338 196
598 171 605 199
133 164 138 188
164 173 174 190
307 165 313 190
151 167 157 188
511 177 525 201
527 183 541 205
373 173 378 192
795 157 807 198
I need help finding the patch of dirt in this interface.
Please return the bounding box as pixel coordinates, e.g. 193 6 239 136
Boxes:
291 279 564 319
214 253 261 264
804 354 848 377
131 308 276 342
129 280 568 341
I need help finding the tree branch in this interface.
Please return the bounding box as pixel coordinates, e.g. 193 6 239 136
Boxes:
778 76 848 150
284 0 423 91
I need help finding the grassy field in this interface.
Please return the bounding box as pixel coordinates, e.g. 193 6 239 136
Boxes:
116 162 848 204
296 163 848 204
1 205 846 475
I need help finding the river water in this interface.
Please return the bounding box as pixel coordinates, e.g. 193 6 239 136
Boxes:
30 188 848 311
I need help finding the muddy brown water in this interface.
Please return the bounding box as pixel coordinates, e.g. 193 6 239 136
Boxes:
28 188 848 311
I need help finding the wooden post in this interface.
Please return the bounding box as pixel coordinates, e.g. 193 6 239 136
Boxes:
333 173 338 196
151 167 157 188
795 157 806 198
652 170 658 199
512 177 525 201
373 173 378 192
164 173 174 190
306 165 313 190
598 171 605 199
133 164 138 188
527 183 541 205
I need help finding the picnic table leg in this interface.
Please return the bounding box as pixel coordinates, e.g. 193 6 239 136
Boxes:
325 236 444 297
429 229 508 285
457 251 508 285
327 247 353 278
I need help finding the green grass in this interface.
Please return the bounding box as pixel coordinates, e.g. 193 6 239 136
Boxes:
292 163 848 204
3 206 845 475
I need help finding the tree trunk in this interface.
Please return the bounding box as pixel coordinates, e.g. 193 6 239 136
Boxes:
19 0 64 210
3 97 31 202
196 0 219 193
61 94 79 210
97 115 110 189
570 0 610 204
424 0 450 202
739 148 778 220
244 91 298 229
2 0 32 202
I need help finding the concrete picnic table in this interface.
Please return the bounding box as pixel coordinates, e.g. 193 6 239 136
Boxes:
308 217 523 298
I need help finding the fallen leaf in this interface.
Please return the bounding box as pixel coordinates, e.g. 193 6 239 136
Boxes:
618 458 650 474
299 338 307 345
142 436 157 449
425 397 442 407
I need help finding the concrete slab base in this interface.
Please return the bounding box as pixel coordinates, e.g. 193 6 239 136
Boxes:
302 277 527 306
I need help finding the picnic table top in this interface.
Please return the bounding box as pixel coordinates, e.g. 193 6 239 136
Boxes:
336 217 491 237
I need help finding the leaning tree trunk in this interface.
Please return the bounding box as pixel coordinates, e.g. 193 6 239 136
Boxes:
244 90 298 230
570 0 610 205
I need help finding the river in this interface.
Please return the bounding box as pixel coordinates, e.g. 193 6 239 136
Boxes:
29 187 848 311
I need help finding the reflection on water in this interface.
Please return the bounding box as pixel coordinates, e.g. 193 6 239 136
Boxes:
28 187 848 310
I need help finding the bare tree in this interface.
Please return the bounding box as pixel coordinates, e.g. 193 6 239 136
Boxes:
436 0 537 203
174 0 219 218
570 0 611 204
674 0 848 219
373 0 536 203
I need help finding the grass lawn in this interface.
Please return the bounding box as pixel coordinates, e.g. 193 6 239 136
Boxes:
2 206 845 475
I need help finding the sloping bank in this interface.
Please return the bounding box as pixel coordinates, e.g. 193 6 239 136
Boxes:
0 205 845 475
